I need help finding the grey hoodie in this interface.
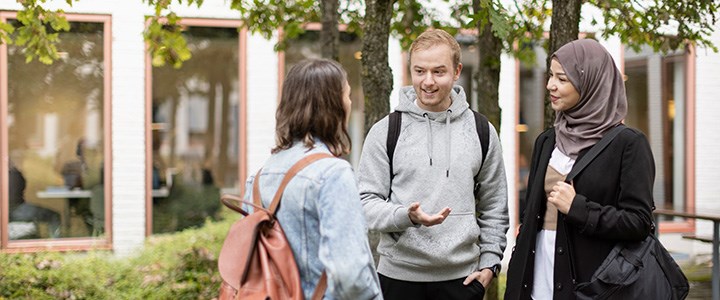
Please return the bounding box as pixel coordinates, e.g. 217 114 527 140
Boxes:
357 85 509 282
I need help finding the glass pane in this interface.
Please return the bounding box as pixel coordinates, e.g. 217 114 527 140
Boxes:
624 46 687 217
151 26 238 234
284 31 364 166
7 21 106 239
624 62 649 134
664 57 685 212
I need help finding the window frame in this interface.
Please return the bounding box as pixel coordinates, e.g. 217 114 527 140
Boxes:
0 12 113 252
143 18 248 236
620 46 696 233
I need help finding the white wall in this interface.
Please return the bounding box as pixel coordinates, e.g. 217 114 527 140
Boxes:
4 0 720 261
245 34 279 179
498 53 517 269
106 1 150 257
692 28 720 256
388 36 404 112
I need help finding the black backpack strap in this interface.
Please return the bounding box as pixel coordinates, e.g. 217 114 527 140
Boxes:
386 111 402 180
388 110 489 198
472 110 490 197
472 111 490 168
565 124 627 183
562 124 627 285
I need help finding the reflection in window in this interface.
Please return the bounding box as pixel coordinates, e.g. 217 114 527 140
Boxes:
624 47 687 213
284 31 364 166
151 26 239 234
7 21 106 240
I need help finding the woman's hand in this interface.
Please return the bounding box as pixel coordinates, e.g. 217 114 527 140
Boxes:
548 181 576 214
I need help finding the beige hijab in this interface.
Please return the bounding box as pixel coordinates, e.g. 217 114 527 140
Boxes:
552 39 628 159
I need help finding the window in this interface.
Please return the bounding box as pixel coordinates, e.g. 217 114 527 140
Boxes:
147 21 245 234
282 29 364 166
1 14 112 248
624 45 694 230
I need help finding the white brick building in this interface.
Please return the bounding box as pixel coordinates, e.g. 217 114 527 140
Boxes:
0 1 717 262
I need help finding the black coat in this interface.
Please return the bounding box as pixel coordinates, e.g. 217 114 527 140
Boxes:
505 128 655 300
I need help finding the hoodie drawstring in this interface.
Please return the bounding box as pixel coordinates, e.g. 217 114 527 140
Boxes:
423 111 452 178
423 113 433 166
446 110 451 177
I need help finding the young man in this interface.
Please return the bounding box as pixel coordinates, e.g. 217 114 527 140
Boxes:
357 29 509 299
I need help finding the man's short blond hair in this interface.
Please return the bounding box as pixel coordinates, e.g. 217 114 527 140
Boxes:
408 29 461 68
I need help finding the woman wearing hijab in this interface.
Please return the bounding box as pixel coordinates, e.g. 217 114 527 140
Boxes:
504 39 656 300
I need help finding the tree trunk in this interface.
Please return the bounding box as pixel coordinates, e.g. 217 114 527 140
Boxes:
474 1 503 134
545 0 581 129
472 7 501 300
361 0 395 265
361 0 395 136
321 0 340 61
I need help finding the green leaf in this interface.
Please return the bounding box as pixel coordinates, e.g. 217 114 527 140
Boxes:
0 21 14 44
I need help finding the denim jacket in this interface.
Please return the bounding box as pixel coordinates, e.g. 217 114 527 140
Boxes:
243 140 382 300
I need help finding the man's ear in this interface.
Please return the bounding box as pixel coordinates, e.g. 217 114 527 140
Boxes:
454 63 463 81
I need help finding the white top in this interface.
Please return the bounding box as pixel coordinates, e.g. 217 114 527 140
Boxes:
531 147 574 300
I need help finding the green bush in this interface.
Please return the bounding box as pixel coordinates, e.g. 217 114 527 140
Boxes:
0 209 239 300
8 210 708 300
152 176 222 234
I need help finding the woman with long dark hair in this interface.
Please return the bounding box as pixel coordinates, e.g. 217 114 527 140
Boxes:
244 58 382 299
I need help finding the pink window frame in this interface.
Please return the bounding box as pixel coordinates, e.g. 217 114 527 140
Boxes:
0 12 113 252
144 18 248 236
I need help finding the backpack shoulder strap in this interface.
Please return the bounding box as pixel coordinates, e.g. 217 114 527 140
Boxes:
472 110 490 197
565 124 627 183
386 111 402 179
310 272 328 300
264 153 334 214
472 110 490 168
246 153 332 299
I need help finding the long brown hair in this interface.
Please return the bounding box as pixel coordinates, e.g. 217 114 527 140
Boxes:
272 58 351 156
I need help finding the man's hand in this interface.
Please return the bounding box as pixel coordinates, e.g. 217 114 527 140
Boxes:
408 202 451 226
463 269 493 288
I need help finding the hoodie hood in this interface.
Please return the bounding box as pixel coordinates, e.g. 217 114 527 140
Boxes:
396 85 470 121
394 85 471 177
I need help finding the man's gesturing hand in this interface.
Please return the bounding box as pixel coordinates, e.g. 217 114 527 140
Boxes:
408 202 451 226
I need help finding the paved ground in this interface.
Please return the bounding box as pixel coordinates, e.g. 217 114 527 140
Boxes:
684 258 713 300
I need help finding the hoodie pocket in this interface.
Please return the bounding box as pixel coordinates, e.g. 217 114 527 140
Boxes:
382 213 480 268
